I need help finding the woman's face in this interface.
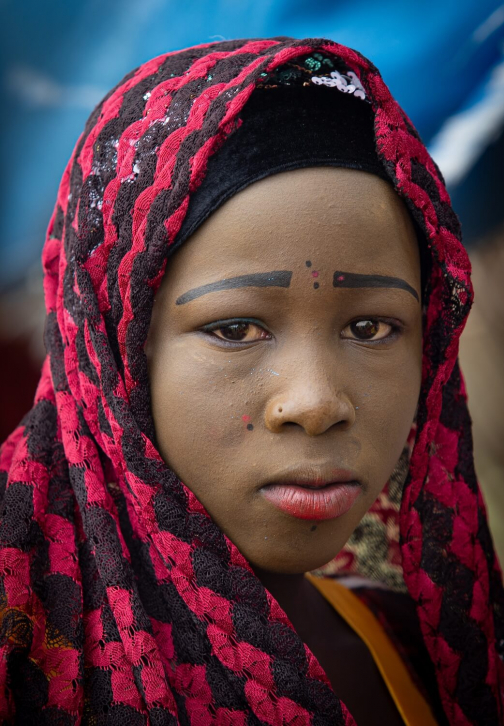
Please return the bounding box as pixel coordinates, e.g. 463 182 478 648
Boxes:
147 167 422 574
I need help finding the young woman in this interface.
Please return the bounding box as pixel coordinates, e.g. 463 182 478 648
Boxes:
0 37 502 725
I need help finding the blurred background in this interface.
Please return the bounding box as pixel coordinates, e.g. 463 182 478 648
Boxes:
1 1 503 559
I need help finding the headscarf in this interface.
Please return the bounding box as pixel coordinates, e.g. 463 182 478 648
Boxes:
0 37 502 725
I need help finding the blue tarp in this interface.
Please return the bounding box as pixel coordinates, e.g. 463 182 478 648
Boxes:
1 0 503 288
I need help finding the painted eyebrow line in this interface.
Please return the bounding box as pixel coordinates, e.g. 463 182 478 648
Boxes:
175 271 293 305
333 271 419 302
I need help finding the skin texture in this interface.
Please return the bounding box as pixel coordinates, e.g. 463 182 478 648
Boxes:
147 166 422 574
147 167 423 724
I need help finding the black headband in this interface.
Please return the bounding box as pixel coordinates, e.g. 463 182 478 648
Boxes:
173 84 388 251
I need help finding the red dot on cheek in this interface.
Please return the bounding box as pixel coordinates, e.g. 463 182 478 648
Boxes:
242 415 251 422
311 271 319 278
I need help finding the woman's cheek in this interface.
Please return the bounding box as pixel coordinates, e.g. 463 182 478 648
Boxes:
356 364 419 485
152 355 260 465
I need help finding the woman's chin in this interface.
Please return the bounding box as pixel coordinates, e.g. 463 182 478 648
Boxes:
237 539 344 576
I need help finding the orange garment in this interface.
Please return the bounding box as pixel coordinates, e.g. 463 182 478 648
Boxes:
305 574 438 726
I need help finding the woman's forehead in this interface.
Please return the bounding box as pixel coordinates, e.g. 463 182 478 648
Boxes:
168 167 420 282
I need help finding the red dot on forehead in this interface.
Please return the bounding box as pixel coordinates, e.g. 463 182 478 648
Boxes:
242 414 251 422
311 271 319 278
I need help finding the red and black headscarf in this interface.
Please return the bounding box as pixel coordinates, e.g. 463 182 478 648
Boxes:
0 37 503 725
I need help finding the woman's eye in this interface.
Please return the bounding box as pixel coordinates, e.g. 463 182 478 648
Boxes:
342 319 394 341
203 321 271 343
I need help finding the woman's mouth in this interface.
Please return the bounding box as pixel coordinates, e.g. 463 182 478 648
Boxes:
260 472 362 521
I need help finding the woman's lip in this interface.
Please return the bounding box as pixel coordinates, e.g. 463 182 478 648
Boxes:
264 466 359 489
260 481 362 521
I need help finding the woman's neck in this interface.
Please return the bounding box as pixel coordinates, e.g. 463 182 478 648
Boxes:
252 566 315 628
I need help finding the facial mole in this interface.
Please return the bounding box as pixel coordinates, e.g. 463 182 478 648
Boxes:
313 282 320 289
310 525 317 532
305 260 312 268
278 406 283 413
246 423 254 431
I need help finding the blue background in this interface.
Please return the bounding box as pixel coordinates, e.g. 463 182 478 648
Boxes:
1 0 504 289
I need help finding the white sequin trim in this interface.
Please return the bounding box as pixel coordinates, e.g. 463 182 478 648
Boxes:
311 70 366 100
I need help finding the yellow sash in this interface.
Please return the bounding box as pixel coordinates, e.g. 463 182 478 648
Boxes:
305 574 438 726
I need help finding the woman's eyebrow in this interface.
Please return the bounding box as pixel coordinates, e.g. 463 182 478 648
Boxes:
175 270 293 305
333 271 419 302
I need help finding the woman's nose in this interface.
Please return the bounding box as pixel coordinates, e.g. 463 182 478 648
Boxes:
264 381 356 436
